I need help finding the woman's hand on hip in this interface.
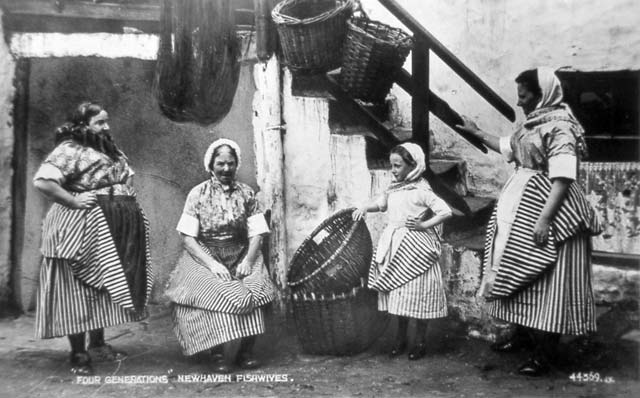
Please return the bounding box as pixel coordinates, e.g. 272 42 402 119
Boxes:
71 192 98 209
405 216 424 231
352 207 367 221
533 217 551 246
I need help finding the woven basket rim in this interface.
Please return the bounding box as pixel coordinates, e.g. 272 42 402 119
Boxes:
273 0 354 26
347 17 413 47
287 207 366 287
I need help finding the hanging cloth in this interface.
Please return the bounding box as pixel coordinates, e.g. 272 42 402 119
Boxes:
154 0 241 125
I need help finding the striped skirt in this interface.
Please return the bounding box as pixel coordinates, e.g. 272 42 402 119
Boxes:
36 258 146 338
487 233 596 335
36 196 151 338
370 229 447 319
166 244 276 356
377 262 447 319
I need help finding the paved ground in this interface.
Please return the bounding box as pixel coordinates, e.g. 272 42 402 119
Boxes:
0 303 638 398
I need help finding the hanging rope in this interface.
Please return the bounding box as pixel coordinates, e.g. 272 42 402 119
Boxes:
154 0 241 125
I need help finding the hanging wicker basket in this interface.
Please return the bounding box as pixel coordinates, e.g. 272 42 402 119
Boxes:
272 0 355 73
287 208 372 295
291 281 388 355
340 17 413 103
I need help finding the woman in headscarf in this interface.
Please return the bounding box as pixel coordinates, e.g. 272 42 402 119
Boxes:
165 138 275 373
457 67 601 376
33 102 152 375
353 143 452 360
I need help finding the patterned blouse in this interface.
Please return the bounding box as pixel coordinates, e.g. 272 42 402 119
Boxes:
500 108 584 181
176 178 269 243
33 141 134 195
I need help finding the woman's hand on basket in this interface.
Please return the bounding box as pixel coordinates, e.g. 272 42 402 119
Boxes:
71 192 98 209
352 207 367 221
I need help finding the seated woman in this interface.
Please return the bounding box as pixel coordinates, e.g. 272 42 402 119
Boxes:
166 138 276 373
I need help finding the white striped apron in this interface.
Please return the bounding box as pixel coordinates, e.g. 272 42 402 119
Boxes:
482 170 600 334
369 228 447 319
165 242 276 356
35 195 153 338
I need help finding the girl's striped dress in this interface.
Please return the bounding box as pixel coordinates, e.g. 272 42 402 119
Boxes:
367 178 451 319
34 141 152 338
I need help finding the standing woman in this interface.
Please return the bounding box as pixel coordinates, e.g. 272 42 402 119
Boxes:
165 138 275 373
33 102 153 375
457 68 601 376
353 143 452 360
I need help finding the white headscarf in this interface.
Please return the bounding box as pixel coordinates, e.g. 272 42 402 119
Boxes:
535 67 564 109
400 142 426 182
203 138 242 174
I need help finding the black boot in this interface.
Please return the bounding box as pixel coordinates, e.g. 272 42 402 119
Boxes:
210 345 230 374
408 319 428 360
517 330 559 377
491 325 535 353
236 336 260 369
389 316 408 357
69 333 93 375
88 328 127 361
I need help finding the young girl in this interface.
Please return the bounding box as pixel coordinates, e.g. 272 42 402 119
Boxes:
353 143 452 360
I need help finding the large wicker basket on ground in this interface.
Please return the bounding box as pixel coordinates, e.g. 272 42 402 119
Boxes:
339 17 413 103
287 208 372 295
272 0 354 73
291 281 388 355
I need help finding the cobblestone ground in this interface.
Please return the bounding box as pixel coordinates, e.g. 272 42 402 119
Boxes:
0 304 638 398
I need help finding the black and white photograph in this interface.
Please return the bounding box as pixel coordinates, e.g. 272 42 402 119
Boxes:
0 0 638 397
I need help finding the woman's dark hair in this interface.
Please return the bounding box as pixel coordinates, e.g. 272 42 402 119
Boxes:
209 144 238 170
515 69 543 98
390 145 417 167
54 101 121 160
70 102 104 126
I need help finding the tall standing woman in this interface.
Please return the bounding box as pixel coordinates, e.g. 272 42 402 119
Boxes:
457 68 601 376
33 102 153 375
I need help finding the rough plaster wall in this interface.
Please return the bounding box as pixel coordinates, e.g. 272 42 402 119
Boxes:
282 71 332 260
0 10 16 307
15 56 257 310
362 0 640 195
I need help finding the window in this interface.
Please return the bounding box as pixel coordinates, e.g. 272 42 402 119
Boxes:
557 70 639 162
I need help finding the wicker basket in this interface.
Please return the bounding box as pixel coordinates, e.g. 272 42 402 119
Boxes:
292 282 388 355
340 17 413 103
272 0 354 73
287 208 372 294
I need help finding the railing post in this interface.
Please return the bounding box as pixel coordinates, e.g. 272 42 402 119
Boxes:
412 41 430 161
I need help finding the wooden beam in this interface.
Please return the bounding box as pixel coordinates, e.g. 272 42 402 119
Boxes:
2 0 161 22
325 72 400 150
10 58 30 312
1 0 255 33
411 39 429 158
395 69 488 153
